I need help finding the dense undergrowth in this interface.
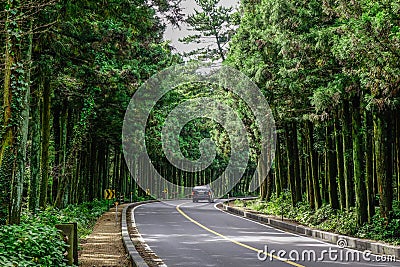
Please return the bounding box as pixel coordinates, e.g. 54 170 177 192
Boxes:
0 195 152 267
234 192 400 246
0 199 110 267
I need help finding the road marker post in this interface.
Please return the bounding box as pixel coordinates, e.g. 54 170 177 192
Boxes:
163 188 168 199
115 202 119 225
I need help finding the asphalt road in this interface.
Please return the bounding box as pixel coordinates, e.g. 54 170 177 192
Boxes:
133 200 400 267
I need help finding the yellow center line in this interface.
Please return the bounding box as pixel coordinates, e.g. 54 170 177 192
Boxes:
176 203 305 267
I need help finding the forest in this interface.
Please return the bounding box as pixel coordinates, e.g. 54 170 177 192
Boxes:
227 0 400 227
0 0 183 225
0 0 400 265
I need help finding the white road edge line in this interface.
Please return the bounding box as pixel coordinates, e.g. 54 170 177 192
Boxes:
132 202 168 267
212 202 329 245
213 201 399 265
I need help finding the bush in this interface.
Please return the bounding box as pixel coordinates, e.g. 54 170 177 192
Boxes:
0 199 110 267
236 196 400 245
357 202 400 245
0 223 69 267
233 199 245 207
21 199 109 238
305 204 336 226
316 208 358 235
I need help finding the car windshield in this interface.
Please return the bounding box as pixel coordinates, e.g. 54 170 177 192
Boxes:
193 186 209 191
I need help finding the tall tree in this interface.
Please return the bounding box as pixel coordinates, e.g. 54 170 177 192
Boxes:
181 0 236 60
0 0 36 224
1 0 182 220
227 0 399 225
352 96 368 225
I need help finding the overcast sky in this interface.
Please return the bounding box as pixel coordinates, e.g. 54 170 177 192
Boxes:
163 0 240 56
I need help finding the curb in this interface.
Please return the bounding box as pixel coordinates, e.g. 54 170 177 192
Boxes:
121 200 159 267
221 200 400 260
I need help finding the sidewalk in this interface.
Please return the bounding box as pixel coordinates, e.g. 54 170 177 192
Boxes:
79 203 132 267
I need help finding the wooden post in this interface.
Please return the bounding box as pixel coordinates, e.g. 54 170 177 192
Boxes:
55 223 78 265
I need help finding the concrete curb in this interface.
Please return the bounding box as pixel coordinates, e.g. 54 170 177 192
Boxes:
121 200 159 267
222 200 400 260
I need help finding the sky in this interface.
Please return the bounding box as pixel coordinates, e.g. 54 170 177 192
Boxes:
163 0 240 56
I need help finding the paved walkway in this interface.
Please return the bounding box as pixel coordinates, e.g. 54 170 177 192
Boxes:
79 203 132 267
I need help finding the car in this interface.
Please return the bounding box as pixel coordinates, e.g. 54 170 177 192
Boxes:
192 185 214 203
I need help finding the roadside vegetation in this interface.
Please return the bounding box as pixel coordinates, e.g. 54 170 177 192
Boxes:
234 194 400 245
1 0 399 265
0 0 179 264
226 0 400 246
0 200 109 266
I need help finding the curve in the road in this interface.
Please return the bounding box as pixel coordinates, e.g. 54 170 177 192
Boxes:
176 203 304 267
133 200 399 267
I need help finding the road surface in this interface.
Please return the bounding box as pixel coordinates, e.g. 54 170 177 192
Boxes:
132 200 400 266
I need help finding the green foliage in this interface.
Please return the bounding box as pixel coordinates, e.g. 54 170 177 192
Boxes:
357 201 400 245
228 0 400 116
181 0 237 60
239 198 400 244
0 200 109 267
21 199 109 238
145 81 261 187
0 222 69 267
308 206 358 236
227 0 335 120
50 0 181 151
227 0 399 231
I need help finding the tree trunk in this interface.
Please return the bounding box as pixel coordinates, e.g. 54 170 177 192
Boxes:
299 131 307 197
0 0 14 169
342 100 355 209
0 0 16 224
265 171 273 201
352 97 368 225
10 21 33 224
364 111 375 221
39 77 51 208
278 134 288 190
214 32 225 61
292 122 302 203
374 111 393 221
308 121 322 209
52 107 61 203
275 136 282 197
396 112 400 202
321 153 329 202
334 113 346 210
29 88 41 212
327 124 339 209
258 161 267 200
285 124 296 206
305 124 315 209
88 141 96 201
2 6 33 224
